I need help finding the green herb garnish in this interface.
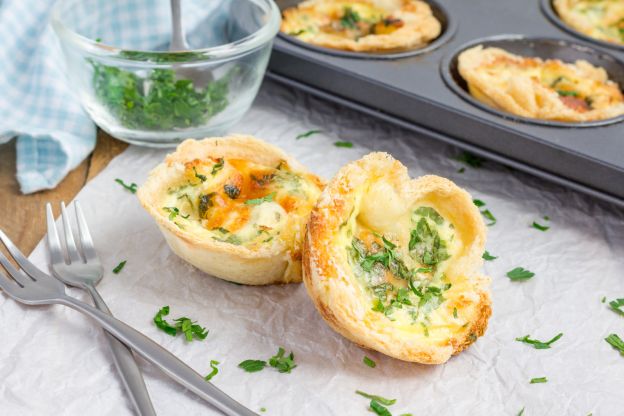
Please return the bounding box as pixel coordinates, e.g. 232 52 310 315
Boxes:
370 400 392 416
334 141 353 148
340 7 361 29
605 333 624 356
112 260 127 274
530 377 548 384
363 356 376 368
355 391 396 406
260 408 267 413
453 307 458 318
608 298 624 317
517 407 525 416
473 199 496 226
245 192 276 205
601 296 607 303
198 192 216 217
457 151 484 168
224 184 241 199
91 62 229 130
211 158 224 176
153 306 178 336
516 333 563 349
193 167 207 182
204 360 219 381
506 267 535 281
115 178 137 193
531 221 550 231
238 359 267 373
296 129 322 140
482 250 497 261
268 347 297 373
414 206 444 225
409 218 450 266
152 306 208 341
163 206 189 220
557 90 579 97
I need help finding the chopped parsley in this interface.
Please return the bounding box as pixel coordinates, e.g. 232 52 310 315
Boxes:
115 178 137 194
453 307 458 318
334 140 353 148
605 333 624 356
245 192 276 205
370 400 392 416
198 192 216 217
414 206 444 225
268 347 297 373
456 151 484 168
355 391 396 406
152 306 208 341
473 199 496 226
340 7 361 29
112 260 127 274
506 267 535 281
295 129 322 140
363 356 376 368
516 333 563 349
223 183 241 199
193 167 207 182
482 250 497 261
530 377 548 384
409 217 450 266
211 158 224 176
204 360 219 381
557 90 579 97
531 221 550 231
260 408 266 413
238 359 267 373
177 193 194 209
91 62 229 130
608 298 624 317
517 407 525 416
163 206 189 221
602 296 607 303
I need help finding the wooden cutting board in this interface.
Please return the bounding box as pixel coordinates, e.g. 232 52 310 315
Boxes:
0 130 128 254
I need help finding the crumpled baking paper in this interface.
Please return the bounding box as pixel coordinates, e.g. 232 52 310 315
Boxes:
1 80 623 416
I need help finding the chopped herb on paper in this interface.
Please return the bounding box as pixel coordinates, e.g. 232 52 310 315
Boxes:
472 199 496 226
238 359 267 373
530 377 548 384
295 129 322 140
506 267 535 281
370 400 392 416
112 260 127 274
605 333 624 356
482 251 497 261
268 347 297 373
601 296 607 303
334 140 353 148
517 407 525 416
363 356 377 368
244 192 276 205
153 306 178 336
152 306 208 341
608 298 624 317
355 391 396 406
456 151 484 168
204 360 219 381
531 220 550 231
115 178 137 194
516 333 563 349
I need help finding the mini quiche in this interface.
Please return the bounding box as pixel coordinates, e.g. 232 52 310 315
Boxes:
458 45 624 122
138 135 324 285
280 0 441 52
554 0 624 46
303 153 491 364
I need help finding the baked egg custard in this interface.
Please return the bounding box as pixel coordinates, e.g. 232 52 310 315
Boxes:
138 135 324 285
280 0 441 52
554 0 624 45
458 45 624 122
303 153 491 364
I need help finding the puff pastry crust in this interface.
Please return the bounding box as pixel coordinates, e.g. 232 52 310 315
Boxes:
458 45 624 122
303 152 491 364
281 0 441 52
554 0 624 45
138 135 324 285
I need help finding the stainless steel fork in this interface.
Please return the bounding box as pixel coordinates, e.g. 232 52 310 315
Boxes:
46 201 155 416
0 228 257 416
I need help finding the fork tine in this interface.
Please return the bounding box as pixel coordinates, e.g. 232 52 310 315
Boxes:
0 249 30 287
74 201 98 262
46 203 66 266
0 229 49 281
60 202 82 263
0 267 23 293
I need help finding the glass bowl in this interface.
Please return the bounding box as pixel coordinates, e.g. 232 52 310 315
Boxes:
52 0 281 147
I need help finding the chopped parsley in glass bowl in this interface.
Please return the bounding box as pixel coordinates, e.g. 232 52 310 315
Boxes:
52 0 280 147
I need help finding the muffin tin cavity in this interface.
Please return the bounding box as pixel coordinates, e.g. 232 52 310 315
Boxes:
441 35 624 127
275 0 456 60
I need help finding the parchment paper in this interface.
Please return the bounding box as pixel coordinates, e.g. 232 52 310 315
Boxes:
1 80 623 416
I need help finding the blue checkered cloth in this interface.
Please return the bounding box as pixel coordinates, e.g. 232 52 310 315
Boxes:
0 0 96 194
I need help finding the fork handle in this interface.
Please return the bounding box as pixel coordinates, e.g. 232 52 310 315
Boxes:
85 284 156 416
58 295 257 416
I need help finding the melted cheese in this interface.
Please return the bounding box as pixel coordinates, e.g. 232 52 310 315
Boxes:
158 158 322 254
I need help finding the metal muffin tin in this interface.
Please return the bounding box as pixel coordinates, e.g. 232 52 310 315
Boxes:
267 0 624 207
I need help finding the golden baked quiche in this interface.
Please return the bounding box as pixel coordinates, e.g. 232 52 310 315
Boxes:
554 0 624 45
458 45 624 122
303 153 491 364
281 0 441 52
138 135 324 285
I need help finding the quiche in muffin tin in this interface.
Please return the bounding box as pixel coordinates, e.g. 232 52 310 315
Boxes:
553 0 624 46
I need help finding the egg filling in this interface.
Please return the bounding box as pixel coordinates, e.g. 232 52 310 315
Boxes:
160 157 321 253
554 0 624 45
